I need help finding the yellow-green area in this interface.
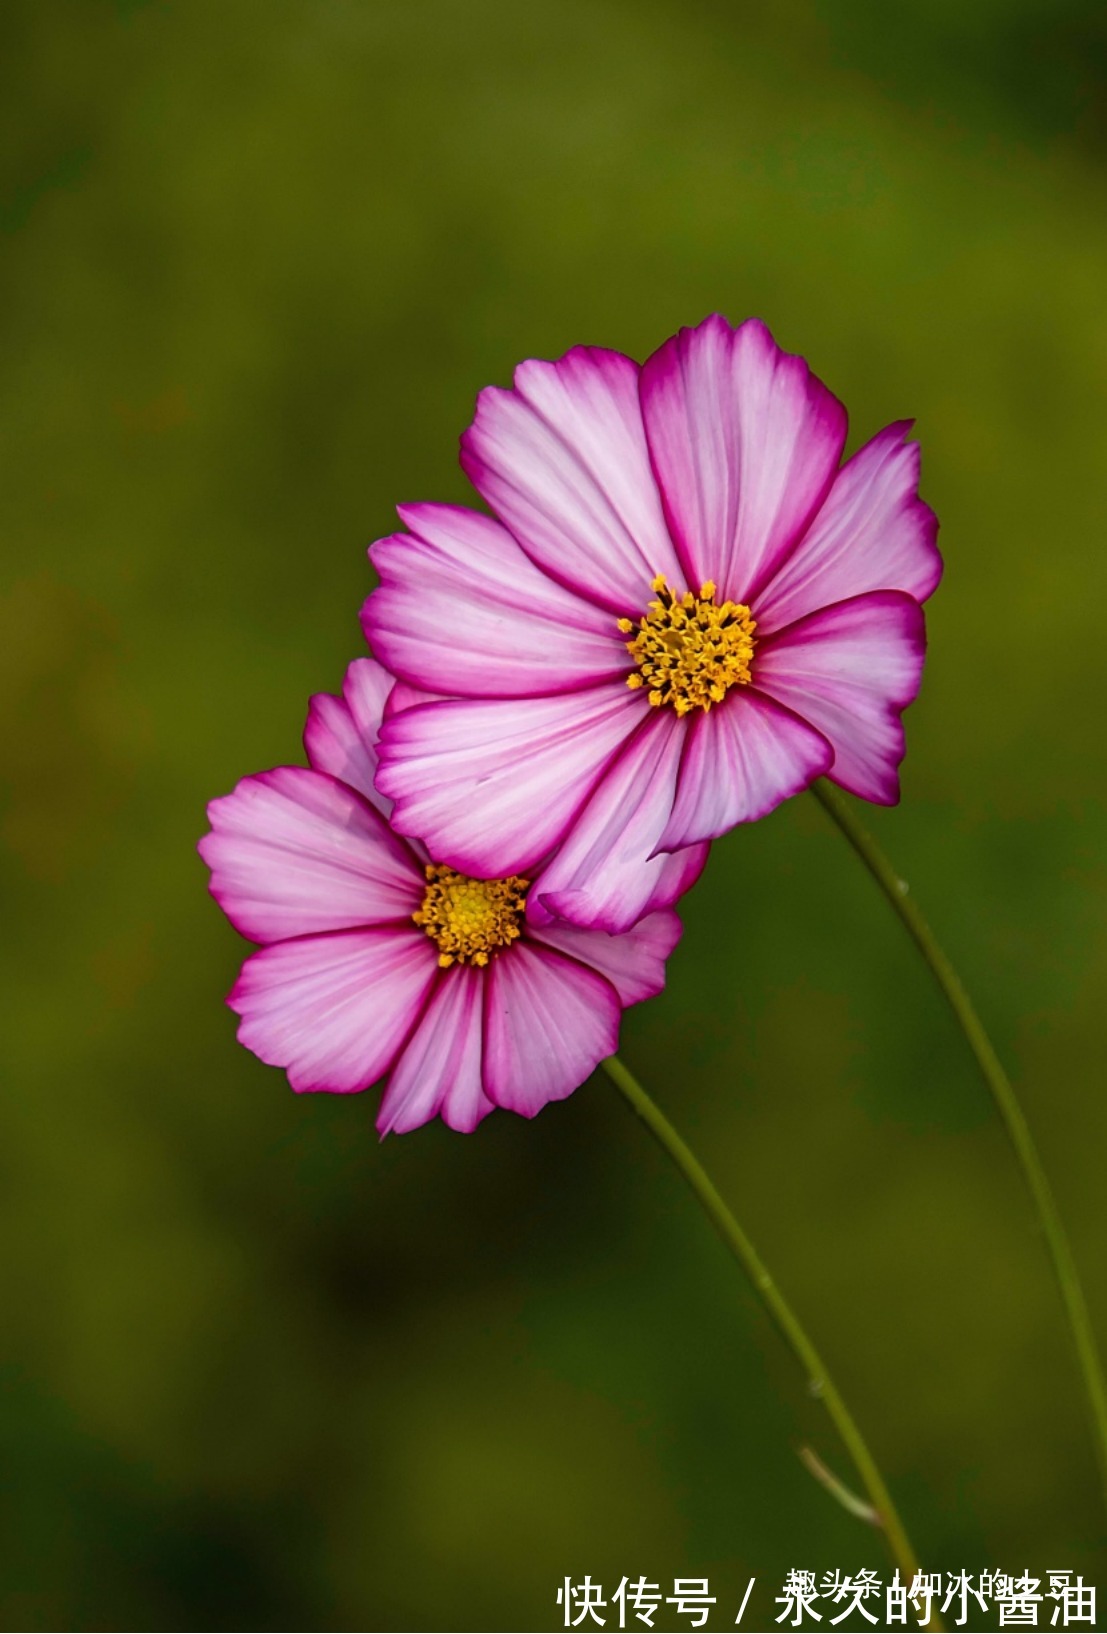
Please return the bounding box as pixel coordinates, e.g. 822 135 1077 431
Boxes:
2 1 1106 1628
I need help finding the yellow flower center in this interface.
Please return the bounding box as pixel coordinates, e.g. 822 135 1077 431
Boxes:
412 864 529 967
620 575 758 716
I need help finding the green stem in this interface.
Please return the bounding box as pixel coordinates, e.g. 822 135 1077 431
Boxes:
811 777 1107 1511
602 1053 931 1597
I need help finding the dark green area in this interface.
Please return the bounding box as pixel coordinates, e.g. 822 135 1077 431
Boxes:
2 1 1105 1628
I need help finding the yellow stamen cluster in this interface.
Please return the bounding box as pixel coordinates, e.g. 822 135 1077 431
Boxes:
620 575 757 716
412 863 529 967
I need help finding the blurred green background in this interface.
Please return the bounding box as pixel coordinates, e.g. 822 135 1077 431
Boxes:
3 1 1106 1628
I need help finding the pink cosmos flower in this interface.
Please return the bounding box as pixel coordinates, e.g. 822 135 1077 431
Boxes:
365 314 941 934
198 659 684 1135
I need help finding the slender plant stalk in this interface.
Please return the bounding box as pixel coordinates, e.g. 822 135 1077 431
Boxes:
811 777 1107 1510
602 1053 934 1602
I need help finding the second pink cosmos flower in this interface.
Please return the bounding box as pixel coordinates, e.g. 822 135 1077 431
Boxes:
365 314 941 934
199 660 688 1134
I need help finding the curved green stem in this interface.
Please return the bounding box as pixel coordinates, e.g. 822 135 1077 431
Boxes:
811 777 1107 1511
602 1053 932 1598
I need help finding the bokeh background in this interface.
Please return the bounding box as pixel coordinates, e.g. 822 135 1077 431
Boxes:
4 1 1107 1628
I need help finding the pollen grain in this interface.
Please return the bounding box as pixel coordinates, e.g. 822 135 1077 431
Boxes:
622 574 757 716
413 864 529 967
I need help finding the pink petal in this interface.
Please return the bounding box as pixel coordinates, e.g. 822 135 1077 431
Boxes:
460 346 683 615
754 421 941 634
383 679 444 718
364 504 625 696
482 941 620 1117
200 767 421 944
640 315 848 603
529 909 682 1007
650 841 711 915
533 836 708 936
659 689 833 850
375 683 643 878
304 657 394 815
755 590 926 804
229 927 439 1094
376 963 494 1135
525 710 688 934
